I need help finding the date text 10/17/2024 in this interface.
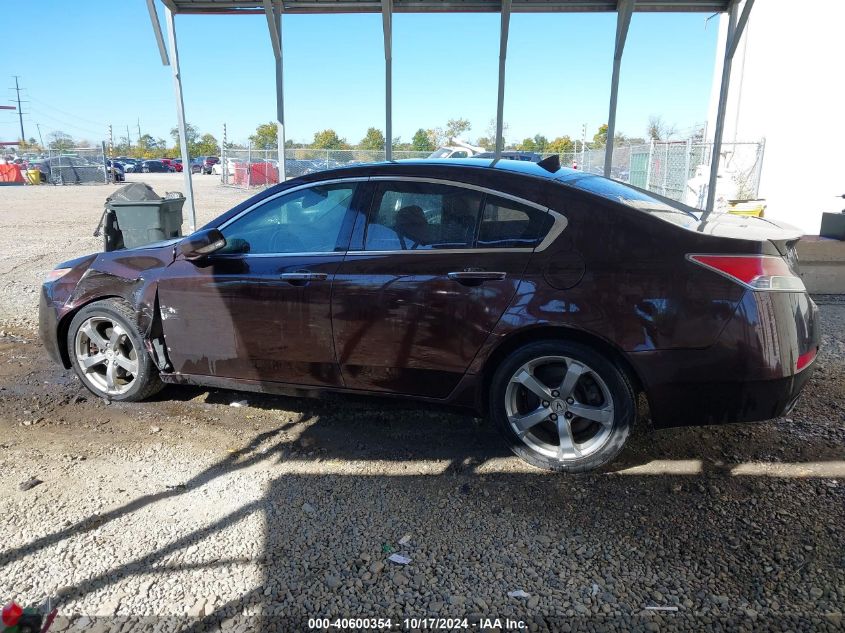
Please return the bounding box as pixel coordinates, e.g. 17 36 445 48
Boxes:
308 618 528 630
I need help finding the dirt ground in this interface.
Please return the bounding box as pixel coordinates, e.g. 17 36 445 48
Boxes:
0 176 843 631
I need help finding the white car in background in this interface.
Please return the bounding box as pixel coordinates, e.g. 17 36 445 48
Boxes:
427 140 485 159
211 157 240 176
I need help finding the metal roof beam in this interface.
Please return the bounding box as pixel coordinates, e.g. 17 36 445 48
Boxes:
164 6 198 230
702 0 754 221
273 1 287 181
604 0 634 177
494 0 512 157
264 0 282 59
147 0 170 65
382 0 393 160
169 1 730 14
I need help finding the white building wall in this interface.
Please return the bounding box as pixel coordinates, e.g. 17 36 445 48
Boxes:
707 1 845 234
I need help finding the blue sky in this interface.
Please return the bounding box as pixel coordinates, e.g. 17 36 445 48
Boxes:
1 2 719 147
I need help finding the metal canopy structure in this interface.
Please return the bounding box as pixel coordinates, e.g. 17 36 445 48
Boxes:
148 0 749 230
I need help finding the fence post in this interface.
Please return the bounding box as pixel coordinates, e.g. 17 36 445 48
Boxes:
645 140 654 191
753 138 766 199
247 142 252 189
222 123 228 185
661 142 669 196
683 139 692 199
101 141 108 184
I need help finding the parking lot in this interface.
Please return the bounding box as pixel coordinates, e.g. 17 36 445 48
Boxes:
0 176 843 631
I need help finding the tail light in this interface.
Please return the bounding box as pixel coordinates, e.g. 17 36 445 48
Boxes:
687 254 805 292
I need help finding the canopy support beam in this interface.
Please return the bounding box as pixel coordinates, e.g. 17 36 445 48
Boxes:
494 0 512 158
702 0 753 221
382 0 393 160
164 5 197 231
603 0 633 177
146 0 170 65
269 1 287 181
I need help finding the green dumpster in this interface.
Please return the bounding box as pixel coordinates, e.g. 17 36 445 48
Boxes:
101 183 185 250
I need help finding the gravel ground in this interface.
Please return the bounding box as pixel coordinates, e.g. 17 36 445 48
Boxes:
0 178 843 632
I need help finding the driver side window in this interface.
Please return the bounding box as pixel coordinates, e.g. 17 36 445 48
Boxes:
220 182 358 254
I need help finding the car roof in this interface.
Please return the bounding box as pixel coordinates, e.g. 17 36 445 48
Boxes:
306 158 575 182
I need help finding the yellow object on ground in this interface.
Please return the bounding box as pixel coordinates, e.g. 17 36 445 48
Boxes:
728 199 766 217
25 169 41 185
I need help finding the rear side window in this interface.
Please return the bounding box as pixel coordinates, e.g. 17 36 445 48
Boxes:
365 182 483 251
477 195 553 248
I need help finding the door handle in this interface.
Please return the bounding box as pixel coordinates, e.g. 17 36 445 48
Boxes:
448 270 507 283
280 271 328 284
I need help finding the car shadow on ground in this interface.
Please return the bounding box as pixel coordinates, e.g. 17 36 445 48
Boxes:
3 396 843 631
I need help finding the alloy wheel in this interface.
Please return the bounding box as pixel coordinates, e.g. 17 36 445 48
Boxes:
504 355 615 462
74 316 139 396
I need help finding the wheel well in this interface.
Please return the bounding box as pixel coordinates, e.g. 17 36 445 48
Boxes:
480 325 646 409
56 295 123 368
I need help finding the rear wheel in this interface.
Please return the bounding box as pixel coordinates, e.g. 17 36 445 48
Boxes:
489 340 635 472
67 299 163 402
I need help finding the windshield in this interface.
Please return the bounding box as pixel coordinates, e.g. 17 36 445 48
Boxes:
560 173 699 227
428 148 453 159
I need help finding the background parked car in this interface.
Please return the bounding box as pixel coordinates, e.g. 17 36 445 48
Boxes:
473 151 542 162
140 160 170 173
172 159 184 173
119 158 140 173
202 156 220 174
106 160 125 182
31 156 107 184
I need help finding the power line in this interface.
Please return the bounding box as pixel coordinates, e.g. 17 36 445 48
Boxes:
24 92 108 128
27 106 104 138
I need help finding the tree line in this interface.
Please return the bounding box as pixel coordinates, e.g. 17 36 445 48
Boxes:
14 115 688 158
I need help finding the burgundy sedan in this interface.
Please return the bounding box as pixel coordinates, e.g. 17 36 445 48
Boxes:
39 159 819 472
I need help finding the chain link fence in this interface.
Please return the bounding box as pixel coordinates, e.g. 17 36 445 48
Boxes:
219 147 431 188
541 140 764 210
32 146 110 185
219 141 764 210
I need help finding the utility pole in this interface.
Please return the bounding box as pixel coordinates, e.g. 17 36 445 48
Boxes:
137 118 142 144
108 125 114 157
12 76 26 141
36 123 44 148
126 125 132 152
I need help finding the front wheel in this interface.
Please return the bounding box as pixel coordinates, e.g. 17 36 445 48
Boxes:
67 299 163 402
489 340 636 473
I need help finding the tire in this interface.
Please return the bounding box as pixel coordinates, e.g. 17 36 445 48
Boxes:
67 299 164 402
489 340 635 473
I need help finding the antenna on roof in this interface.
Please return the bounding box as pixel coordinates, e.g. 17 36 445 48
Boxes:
537 154 560 173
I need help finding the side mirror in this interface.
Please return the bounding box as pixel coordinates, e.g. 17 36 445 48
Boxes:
179 228 226 260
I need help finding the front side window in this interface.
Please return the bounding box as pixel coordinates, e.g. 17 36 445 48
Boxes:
477 195 554 248
364 182 483 251
220 182 357 254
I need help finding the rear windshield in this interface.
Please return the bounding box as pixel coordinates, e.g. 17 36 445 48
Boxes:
561 173 699 228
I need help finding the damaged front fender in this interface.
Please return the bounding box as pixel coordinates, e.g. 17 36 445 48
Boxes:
53 244 176 369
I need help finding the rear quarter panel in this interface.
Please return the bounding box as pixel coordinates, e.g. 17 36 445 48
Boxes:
469 186 754 374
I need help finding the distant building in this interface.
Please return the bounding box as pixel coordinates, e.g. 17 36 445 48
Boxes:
706 1 845 235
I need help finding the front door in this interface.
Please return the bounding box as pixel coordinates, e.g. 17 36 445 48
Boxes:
158 180 363 386
331 178 554 398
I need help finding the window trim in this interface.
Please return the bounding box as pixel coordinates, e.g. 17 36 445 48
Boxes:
215 177 368 257
356 176 567 254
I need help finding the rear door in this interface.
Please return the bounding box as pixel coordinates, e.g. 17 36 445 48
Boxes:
331 177 558 398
